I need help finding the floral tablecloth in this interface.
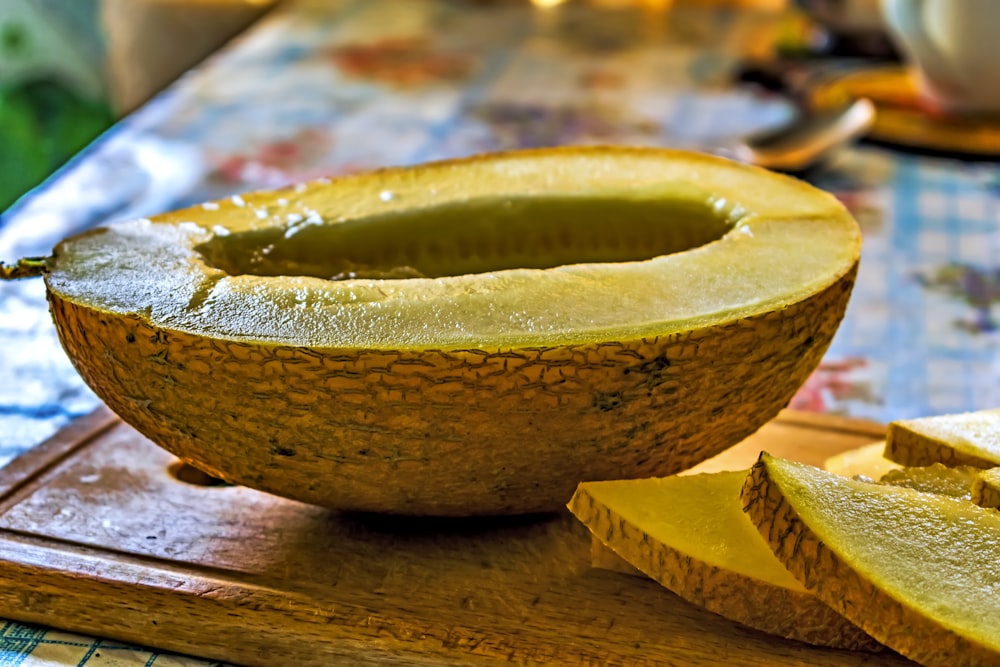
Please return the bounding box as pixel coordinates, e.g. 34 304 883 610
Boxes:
2 0 999 664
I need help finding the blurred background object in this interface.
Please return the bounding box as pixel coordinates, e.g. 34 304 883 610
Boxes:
0 0 276 214
880 0 1000 114
101 0 277 115
1 0 897 216
0 0 112 212
794 0 896 58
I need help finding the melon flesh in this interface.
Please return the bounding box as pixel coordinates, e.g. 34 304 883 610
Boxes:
42 147 861 514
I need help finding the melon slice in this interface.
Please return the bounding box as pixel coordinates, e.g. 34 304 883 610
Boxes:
568 472 878 649
825 442 977 499
823 441 899 479
24 147 860 514
588 535 645 577
878 464 977 500
886 408 1000 468
742 452 1000 666
972 468 1000 509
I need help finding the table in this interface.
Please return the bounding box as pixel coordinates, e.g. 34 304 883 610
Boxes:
2 0 999 664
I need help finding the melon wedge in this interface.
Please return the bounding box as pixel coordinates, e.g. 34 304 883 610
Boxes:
568 472 878 650
742 453 1000 666
825 443 976 498
33 147 860 514
878 464 977 500
588 535 645 577
823 441 899 479
972 468 1000 509
886 408 1000 468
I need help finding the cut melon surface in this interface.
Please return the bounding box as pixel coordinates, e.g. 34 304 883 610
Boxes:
568 472 878 650
742 452 1000 667
886 408 1000 469
46 149 859 350
40 147 861 514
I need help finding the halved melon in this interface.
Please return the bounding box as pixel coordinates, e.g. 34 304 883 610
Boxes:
37 147 860 514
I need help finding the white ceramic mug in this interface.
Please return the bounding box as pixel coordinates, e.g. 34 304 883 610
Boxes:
881 0 1000 114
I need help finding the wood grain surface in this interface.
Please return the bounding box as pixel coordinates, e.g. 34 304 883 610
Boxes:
0 407 911 666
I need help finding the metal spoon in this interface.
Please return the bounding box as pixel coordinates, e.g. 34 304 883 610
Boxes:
732 97 876 172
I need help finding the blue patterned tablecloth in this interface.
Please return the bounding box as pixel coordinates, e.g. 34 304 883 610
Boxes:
2 0 999 664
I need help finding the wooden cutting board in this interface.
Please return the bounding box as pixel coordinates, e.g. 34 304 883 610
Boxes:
0 407 913 666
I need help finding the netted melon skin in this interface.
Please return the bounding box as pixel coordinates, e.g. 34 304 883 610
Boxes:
47 264 854 515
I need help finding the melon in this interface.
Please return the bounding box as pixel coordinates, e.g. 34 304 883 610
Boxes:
886 408 1000 469
569 472 878 650
7 147 861 515
972 468 1000 509
742 453 1000 666
877 464 977 499
823 441 899 479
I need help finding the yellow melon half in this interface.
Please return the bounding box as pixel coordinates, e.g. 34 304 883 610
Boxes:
568 472 878 650
33 147 860 514
743 453 1000 666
